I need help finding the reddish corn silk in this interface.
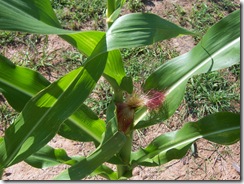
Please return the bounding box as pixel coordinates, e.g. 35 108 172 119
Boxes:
116 90 165 133
145 90 165 110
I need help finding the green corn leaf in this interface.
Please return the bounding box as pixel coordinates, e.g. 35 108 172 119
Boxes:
106 0 126 24
107 7 122 24
135 9 240 129
0 55 50 111
57 105 105 143
24 145 81 168
0 0 127 92
64 12 195 91
54 131 126 180
0 1 194 44
103 50 129 92
61 33 128 92
144 10 240 90
0 0 195 171
131 112 240 167
90 164 118 180
106 13 194 50
0 55 106 143
0 50 108 169
0 0 70 34
0 1 194 92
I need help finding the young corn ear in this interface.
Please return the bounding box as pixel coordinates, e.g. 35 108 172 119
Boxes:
116 90 165 133
116 103 135 133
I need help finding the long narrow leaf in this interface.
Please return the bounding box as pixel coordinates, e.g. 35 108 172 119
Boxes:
0 55 49 111
0 1 127 91
90 164 118 180
54 131 126 180
24 145 80 168
0 1 194 91
0 55 106 143
60 33 128 91
0 50 108 169
135 10 240 129
0 0 195 170
131 112 240 166
0 0 69 34
106 13 194 50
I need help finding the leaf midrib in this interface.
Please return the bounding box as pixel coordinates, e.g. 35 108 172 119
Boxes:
165 37 240 96
0 1 74 34
135 125 239 163
0 78 35 97
4 68 84 167
0 71 102 143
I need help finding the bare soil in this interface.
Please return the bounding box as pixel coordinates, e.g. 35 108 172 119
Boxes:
1 0 240 181
3 122 240 180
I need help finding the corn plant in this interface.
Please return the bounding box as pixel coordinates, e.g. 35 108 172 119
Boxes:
0 0 240 180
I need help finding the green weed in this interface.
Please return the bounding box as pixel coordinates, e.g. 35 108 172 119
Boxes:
189 0 239 42
122 43 179 83
211 0 240 13
51 0 106 30
126 0 145 12
0 98 18 132
0 32 44 48
84 80 113 119
184 68 240 118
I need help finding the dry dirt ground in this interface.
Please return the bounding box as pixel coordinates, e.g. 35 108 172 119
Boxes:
1 0 240 181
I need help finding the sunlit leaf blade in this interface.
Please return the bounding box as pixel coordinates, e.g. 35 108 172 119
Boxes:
60 32 128 90
106 12 194 50
54 131 126 180
0 0 71 34
131 112 240 166
0 0 127 93
90 164 118 180
0 55 105 143
62 12 195 90
144 9 240 96
0 0 195 171
0 51 108 169
107 7 122 23
136 10 240 129
0 1 194 93
58 105 105 143
0 1 194 49
24 145 79 168
0 55 49 111
0 0 127 91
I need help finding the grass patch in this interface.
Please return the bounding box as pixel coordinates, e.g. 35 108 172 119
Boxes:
84 80 113 119
126 0 145 12
0 97 18 135
185 67 240 118
189 0 240 42
122 43 179 84
51 0 106 30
